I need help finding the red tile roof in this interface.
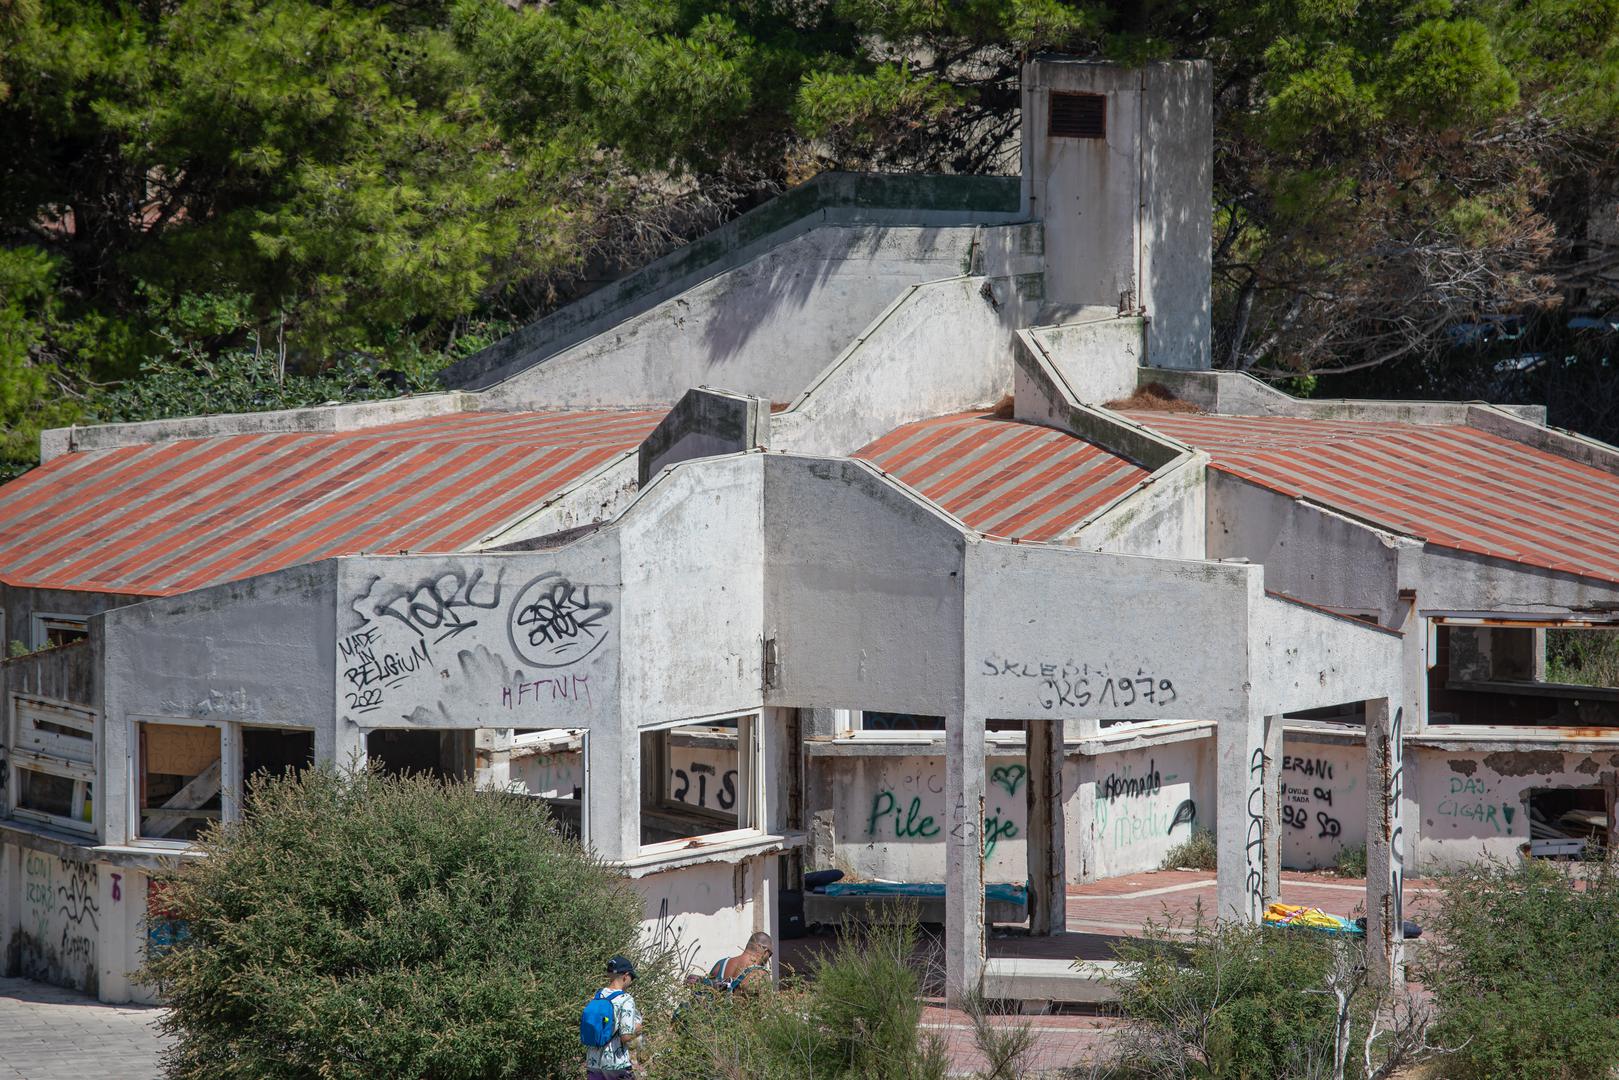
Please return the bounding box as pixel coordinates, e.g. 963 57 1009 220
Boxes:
0 410 663 596
1124 411 1619 585
854 413 1150 542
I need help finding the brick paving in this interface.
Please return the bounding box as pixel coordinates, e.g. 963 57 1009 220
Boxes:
0 979 168 1080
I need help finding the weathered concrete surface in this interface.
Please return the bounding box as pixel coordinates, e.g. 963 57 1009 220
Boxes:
443 172 1024 391
770 276 1025 458
1021 314 1144 406
477 227 1034 411
1021 58 1212 370
637 387 768 486
39 393 472 462
1142 367 1546 424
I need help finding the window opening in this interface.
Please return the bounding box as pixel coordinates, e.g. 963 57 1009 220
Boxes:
31 614 87 650
507 728 585 841
640 716 753 847
10 696 96 833
138 722 222 841
1431 624 1619 728
1527 787 1611 859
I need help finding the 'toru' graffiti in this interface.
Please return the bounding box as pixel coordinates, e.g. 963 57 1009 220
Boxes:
980 656 1179 712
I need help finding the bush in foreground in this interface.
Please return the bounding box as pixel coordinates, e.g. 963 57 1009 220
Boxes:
142 765 653 1080
1427 855 1619 1079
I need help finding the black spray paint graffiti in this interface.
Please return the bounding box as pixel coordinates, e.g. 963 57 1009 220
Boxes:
1281 804 1343 839
508 573 613 668
1246 747 1266 917
1099 759 1162 802
673 764 739 811
1282 755 1334 780
980 657 1179 712
338 627 430 714
1388 707 1406 932
57 860 98 972
367 567 505 644
1168 798 1197 835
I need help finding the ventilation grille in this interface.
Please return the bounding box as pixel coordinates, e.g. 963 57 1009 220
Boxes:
1049 92 1106 139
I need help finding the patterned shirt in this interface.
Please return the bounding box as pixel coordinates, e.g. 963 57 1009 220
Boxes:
584 987 641 1073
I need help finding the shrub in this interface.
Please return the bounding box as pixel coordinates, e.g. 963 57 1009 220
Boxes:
1334 843 1368 878
650 916 948 1080
1162 827 1218 871
1103 912 1341 1079
142 764 657 1080
1427 856 1619 1079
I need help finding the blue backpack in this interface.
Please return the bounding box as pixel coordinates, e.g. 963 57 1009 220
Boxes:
579 990 623 1048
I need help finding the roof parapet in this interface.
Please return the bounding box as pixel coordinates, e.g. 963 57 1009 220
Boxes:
1139 367 1546 426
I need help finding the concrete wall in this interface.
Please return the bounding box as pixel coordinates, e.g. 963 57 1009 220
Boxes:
477 227 1033 411
632 856 776 978
1207 472 1410 622
0 585 142 653
1021 316 1144 406
1250 593 1402 716
765 274 1026 458
444 172 1024 392
764 457 967 716
1412 744 1619 870
3 845 101 994
1141 368 1546 426
1069 455 1206 560
1276 736 1369 871
1078 737 1213 879
102 562 338 846
816 752 1034 883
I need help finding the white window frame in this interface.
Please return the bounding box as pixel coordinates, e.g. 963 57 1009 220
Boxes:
8 694 98 836
130 715 235 850
30 612 88 651
637 710 761 856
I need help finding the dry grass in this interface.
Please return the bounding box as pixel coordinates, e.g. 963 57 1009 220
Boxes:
1102 383 1201 414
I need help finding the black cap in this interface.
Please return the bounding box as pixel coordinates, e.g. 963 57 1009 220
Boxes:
606 955 637 978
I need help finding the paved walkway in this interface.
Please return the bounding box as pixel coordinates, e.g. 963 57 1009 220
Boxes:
0 979 167 1080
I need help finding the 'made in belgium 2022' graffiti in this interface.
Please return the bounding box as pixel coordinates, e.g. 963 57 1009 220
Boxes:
339 562 614 721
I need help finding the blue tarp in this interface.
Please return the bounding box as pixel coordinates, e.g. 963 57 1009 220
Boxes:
818 881 1028 905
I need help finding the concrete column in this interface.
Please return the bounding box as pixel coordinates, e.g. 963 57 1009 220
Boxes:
1025 719 1066 935
945 711 986 1002
1216 705 1267 921
1261 714 1283 903
1365 697 1405 990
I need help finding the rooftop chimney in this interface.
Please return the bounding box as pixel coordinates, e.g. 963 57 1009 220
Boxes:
1021 58 1213 370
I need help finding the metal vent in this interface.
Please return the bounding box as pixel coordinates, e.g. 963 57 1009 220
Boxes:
1049 92 1106 139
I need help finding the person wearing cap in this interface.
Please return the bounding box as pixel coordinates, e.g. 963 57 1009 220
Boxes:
586 956 644 1080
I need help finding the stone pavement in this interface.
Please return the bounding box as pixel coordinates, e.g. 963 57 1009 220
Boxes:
0 978 168 1080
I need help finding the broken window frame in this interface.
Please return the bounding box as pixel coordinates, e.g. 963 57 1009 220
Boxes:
8 694 98 835
133 716 231 847
30 613 88 650
637 711 760 856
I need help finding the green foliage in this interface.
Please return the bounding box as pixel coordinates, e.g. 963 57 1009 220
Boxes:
650 917 948 1080
1162 827 1218 871
1334 842 1368 878
1427 857 1619 1079
142 764 655 1080
1544 629 1619 688
1106 915 1341 1080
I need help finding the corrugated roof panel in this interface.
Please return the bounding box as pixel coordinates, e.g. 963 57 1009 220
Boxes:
854 413 1150 542
0 409 663 596
1125 411 1619 585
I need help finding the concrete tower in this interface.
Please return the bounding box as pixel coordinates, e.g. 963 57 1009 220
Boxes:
1021 57 1213 370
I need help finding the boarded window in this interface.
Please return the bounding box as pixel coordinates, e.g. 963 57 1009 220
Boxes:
1050 92 1106 139
9 696 96 833
138 722 222 841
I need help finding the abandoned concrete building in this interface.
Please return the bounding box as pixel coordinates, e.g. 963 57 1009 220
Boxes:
4 56 1619 1008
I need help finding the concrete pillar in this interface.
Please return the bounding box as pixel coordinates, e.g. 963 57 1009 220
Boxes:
1025 719 1066 935
1365 697 1405 990
1261 714 1283 903
945 712 986 1002
1216 705 1267 921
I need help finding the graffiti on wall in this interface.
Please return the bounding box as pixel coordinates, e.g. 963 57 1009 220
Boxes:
855 762 1025 871
979 656 1180 713
1246 747 1265 918
1435 775 1517 833
1387 707 1405 932
338 561 616 723
19 852 98 993
1093 758 1197 856
1280 754 1347 841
